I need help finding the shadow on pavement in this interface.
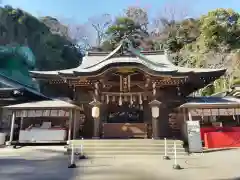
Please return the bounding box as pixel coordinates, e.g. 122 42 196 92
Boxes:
0 155 76 180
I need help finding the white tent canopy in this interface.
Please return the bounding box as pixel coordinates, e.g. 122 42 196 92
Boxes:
3 99 81 110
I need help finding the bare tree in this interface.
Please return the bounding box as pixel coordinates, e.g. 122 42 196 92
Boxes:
162 3 189 21
67 23 93 50
151 2 190 38
125 6 149 31
57 17 94 50
88 14 112 47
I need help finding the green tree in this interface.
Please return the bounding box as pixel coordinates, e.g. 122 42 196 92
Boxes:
0 6 82 71
198 8 240 51
104 17 151 50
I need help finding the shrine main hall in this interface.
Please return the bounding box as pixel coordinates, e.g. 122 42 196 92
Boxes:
30 40 226 139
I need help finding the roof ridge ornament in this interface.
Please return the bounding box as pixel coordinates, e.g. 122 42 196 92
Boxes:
103 37 136 61
123 39 170 67
121 38 134 52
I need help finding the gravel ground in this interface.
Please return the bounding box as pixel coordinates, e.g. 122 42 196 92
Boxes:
0 146 240 180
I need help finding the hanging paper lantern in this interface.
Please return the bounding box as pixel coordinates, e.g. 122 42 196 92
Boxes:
92 106 100 118
124 96 128 102
151 106 159 118
133 96 136 102
130 95 133 105
112 96 116 102
119 96 123 106
139 94 143 104
101 95 104 102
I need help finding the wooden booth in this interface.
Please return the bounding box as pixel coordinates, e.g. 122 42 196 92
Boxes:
3 99 83 145
180 96 240 148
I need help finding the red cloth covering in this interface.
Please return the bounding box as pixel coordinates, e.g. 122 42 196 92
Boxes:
200 127 240 140
204 131 240 148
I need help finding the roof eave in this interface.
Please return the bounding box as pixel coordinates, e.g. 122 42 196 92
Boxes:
30 71 61 79
180 103 240 109
72 64 178 77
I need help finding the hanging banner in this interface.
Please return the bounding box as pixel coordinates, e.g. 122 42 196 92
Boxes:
189 109 203 117
35 110 42 117
42 110 50 117
58 110 66 116
189 108 240 117
15 109 70 117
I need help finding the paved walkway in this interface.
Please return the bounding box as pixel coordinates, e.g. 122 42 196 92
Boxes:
0 146 240 180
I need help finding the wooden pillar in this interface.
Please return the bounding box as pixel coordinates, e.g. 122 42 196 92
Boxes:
143 101 150 138
237 109 239 125
188 111 193 121
143 101 149 123
89 101 101 139
68 110 73 142
158 105 172 138
99 103 107 137
8 111 16 145
152 117 159 139
73 109 77 139
20 117 23 130
149 100 161 139
183 108 186 122
93 116 100 139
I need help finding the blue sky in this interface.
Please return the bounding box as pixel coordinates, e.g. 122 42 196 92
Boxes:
2 0 240 24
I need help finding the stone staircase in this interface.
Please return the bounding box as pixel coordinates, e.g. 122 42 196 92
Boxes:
68 139 187 157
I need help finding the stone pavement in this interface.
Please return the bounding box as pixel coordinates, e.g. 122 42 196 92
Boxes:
0 146 240 180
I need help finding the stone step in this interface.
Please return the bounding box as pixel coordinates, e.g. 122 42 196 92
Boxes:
70 139 183 145
70 143 182 146
70 144 183 149
66 139 186 157
79 154 188 158
70 143 183 148
82 151 187 156
78 146 185 151
67 149 187 156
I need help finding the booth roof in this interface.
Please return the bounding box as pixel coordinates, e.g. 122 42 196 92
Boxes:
181 96 240 108
3 99 81 110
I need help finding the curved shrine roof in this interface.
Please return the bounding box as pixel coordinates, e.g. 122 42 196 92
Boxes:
30 41 226 78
